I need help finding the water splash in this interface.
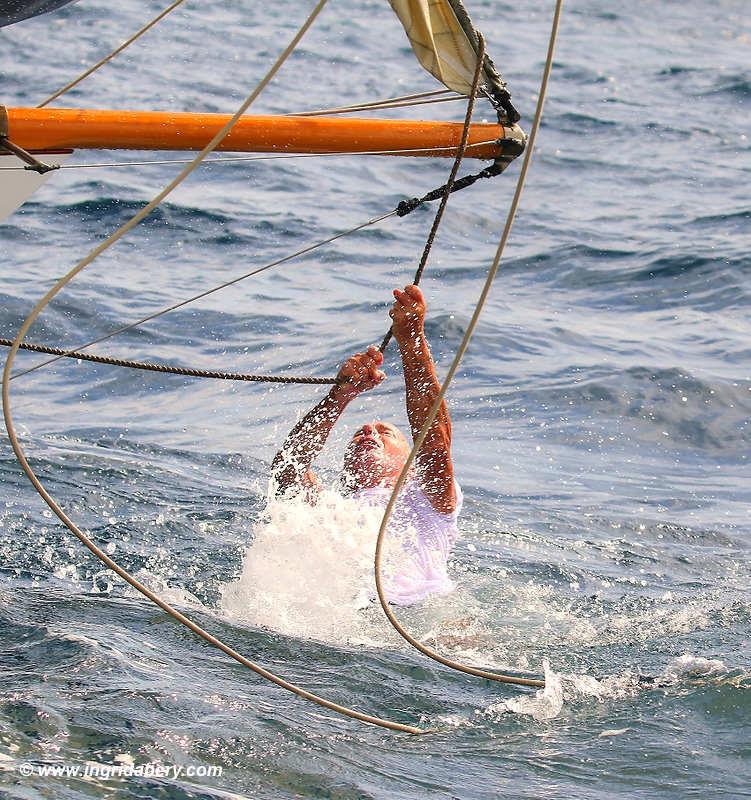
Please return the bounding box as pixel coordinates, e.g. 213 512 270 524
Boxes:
219 488 404 644
661 653 728 681
483 654 738 722
486 660 565 721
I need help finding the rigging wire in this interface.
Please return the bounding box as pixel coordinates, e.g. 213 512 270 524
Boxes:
0 141 499 172
288 88 454 116
373 0 564 690
9 210 396 381
289 93 466 116
37 0 188 108
4 0 425 735
6 123 504 382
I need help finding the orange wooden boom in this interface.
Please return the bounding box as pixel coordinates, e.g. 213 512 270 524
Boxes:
5 107 507 159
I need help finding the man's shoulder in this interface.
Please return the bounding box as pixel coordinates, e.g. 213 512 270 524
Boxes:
405 478 462 520
351 478 462 521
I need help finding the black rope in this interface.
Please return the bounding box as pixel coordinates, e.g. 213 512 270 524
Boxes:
379 33 488 353
5 131 515 385
0 338 336 384
395 155 514 218
445 0 520 123
9 212 395 382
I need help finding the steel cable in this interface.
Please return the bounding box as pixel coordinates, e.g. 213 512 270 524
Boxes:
9 210 396 382
37 0 188 108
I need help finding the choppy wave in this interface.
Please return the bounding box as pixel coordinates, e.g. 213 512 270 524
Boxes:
699 74 751 101
505 365 751 452
2 0 750 797
483 654 748 722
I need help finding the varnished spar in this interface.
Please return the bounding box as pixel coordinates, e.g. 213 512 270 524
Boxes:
4 106 509 158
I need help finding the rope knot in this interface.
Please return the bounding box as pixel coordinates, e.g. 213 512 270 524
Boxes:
397 197 422 217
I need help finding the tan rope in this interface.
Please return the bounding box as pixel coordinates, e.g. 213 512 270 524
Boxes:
287 88 454 116
289 93 465 117
4 0 425 735
374 0 565 690
37 0 188 108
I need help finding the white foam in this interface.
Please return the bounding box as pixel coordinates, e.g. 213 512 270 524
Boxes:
482 652 735 722
598 728 630 738
220 489 403 644
121 569 203 608
662 653 727 680
493 660 565 721
484 662 643 722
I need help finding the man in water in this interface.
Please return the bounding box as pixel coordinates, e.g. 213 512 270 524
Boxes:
272 284 461 605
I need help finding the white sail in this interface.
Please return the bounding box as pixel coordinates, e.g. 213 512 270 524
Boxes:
389 0 479 95
0 151 70 224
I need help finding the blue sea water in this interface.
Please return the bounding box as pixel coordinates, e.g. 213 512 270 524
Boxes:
1 0 750 797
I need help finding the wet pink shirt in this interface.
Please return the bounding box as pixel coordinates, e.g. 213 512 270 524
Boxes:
354 480 463 606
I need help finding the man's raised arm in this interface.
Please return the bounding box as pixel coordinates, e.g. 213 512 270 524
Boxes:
271 346 385 498
390 285 457 514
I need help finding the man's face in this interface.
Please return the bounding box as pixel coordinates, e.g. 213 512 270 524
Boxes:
343 421 410 487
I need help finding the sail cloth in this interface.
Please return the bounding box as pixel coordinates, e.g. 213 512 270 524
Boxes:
0 0 77 28
388 0 518 121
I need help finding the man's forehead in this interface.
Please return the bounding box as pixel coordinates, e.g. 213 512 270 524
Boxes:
375 421 405 438
356 421 403 436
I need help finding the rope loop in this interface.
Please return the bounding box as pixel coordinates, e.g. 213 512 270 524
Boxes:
3 0 567 730
373 0 565 691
